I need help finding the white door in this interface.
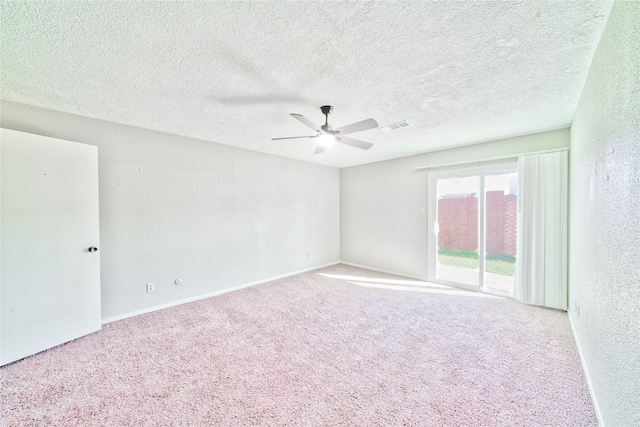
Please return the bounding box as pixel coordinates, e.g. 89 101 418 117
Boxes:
1 128 101 366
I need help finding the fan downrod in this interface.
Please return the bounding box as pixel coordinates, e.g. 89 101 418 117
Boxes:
320 105 334 132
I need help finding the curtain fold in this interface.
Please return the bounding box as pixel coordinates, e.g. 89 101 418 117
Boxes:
516 151 568 310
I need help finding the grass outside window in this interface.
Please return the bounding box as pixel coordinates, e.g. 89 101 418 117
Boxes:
437 250 516 276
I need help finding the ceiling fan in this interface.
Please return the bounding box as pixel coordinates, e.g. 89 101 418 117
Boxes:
272 105 378 154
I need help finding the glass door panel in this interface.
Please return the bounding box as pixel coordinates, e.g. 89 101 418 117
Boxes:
484 173 518 295
436 176 480 287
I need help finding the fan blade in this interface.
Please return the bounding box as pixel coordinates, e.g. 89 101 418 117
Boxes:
290 113 321 132
339 136 373 150
271 135 317 140
314 145 326 154
334 118 379 136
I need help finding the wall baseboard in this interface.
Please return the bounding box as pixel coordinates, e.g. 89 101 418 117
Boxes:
339 261 428 282
102 261 341 324
569 313 604 427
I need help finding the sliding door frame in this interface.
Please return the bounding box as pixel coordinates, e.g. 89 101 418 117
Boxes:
427 161 517 294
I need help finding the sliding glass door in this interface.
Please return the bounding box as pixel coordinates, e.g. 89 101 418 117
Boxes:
434 176 481 287
483 173 518 294
428 164 518 295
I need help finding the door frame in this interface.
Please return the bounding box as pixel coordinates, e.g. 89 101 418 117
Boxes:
427 162 517 294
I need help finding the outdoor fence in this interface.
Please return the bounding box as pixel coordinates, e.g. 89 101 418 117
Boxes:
437 191 517 256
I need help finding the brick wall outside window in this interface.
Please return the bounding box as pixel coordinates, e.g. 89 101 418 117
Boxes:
438 191 517 256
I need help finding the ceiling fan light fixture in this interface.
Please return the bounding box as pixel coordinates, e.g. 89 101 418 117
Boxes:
272 106 378 154
317 133 336 147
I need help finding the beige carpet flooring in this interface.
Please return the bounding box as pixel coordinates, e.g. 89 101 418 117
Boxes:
0 264 595 426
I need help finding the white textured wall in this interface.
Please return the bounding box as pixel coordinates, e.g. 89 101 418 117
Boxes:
1 101 340 320
340 128 569 279
569 2 640 425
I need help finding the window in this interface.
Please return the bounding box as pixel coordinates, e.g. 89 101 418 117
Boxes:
427 163 518 296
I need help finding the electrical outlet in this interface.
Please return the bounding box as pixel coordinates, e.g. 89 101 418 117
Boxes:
575 301 580 317
420 207 425 215
147 283 155 293
391 255 396 262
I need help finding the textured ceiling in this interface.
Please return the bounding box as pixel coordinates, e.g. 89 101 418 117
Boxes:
1 1 613 168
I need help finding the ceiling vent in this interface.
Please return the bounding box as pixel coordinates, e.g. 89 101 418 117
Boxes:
379 120 409 132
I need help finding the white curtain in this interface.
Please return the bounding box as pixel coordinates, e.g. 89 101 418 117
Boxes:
516 150 568 310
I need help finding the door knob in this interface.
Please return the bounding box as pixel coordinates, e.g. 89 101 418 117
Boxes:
88 247 98 252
